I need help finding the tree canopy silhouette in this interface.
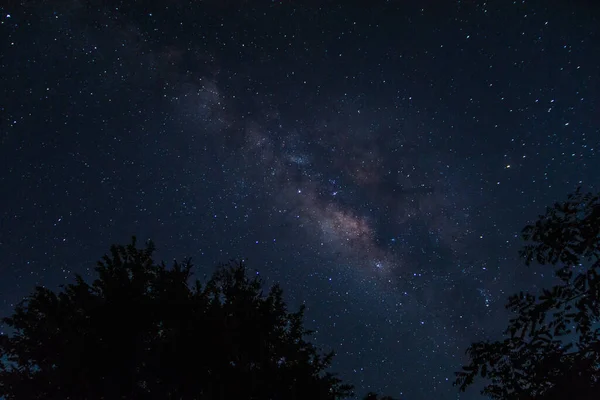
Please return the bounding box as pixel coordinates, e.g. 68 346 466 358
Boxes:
362 392 397 400
455 188 600 399
0 237 380 400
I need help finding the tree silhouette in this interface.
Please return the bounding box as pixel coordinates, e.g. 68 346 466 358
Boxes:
362 392 398 400
455 188 600 399
0 237 358 400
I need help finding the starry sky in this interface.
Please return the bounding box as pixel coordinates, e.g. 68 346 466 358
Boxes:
1 1 599 399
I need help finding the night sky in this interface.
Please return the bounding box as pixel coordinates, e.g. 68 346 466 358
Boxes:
1 1 599 399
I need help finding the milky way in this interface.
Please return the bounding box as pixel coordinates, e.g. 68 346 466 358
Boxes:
1 2 599 399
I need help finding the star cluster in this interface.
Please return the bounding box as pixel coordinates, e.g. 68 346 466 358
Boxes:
1 2 599 399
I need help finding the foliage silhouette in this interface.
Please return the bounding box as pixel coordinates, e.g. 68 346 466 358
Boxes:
0 237 365 400
455 188 600 399
362 392 397 400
